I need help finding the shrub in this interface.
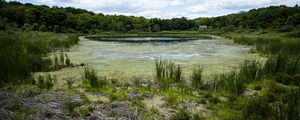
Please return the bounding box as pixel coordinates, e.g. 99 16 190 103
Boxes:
21 23 30 31
53 25 60 33
32 23 39 31
39 25 47 31
278 25 293 32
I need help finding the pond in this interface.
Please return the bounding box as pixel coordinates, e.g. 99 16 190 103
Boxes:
66 36 261 80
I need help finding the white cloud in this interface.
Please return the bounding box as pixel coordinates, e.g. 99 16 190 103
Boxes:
30 0 300 18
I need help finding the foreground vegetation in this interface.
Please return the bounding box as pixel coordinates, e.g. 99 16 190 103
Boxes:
0 31 79 85
0 1 300 119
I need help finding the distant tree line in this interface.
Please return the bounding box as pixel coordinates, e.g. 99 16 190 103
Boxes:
195 5 300 32
0 0 299 33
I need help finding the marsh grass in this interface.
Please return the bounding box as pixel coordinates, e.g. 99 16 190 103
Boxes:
244 87 300 120
214 60 262 95
66 79 74 90
191 65 203 90
82 66 107 90
36 74 55 90
155 59 182 83
65 54 71 66
264 53 300 76
65 97 77 117
0 32 79 85
229 35 300 55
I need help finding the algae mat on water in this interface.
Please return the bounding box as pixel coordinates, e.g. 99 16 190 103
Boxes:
65 36 261 80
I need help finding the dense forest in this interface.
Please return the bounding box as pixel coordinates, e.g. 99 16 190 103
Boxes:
0 0 299 33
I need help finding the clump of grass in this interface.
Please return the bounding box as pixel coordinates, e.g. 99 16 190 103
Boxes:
36 74 55 90
82 66 106 90
243 96 272 120
65 54 71 66
64 97 77 117
264 53 300 76
191 65 203 90
59 52 64 65
66 79 74 90
213 60 262 95
155 59 182 83
170 108 191 120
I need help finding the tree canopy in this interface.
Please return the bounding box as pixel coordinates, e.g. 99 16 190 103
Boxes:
0 0 299 33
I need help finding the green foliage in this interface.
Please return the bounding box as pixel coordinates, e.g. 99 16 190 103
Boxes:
36 74 55 90
278 25 293 32
82 66 106 89
53 25 60 33
21 23 30 31
66 79 74 90
191 65 203 89
65 54 71 66
214 60 262 95
0 34 31 84
243 97 272 120
264 53 300 76
243 87 300 120
229 35 300 55
155 59 182 83
59 52 64 65
64 97 77 116
39 25 47 31
0 32 78 85
170 109 192 120
32 23 39 31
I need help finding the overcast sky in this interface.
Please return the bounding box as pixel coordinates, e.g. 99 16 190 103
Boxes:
10 0 300 19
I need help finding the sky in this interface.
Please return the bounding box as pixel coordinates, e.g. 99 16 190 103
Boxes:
9 0 300 19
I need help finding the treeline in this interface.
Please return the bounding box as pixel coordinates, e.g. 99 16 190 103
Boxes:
195 5 300 31
0 0 196 33
0 0 299 33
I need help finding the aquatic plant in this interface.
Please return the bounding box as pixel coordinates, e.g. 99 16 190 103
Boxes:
155 59 182 83
191 65 203 89
213 60 262 95
82 66 106 89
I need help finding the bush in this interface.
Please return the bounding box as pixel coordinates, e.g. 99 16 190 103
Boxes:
278 25 293 32
53 25 60 33
32 23 39 31
22 23 30 31
39 25 47 31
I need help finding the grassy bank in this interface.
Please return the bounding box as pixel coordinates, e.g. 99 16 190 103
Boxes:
0 31 79 85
